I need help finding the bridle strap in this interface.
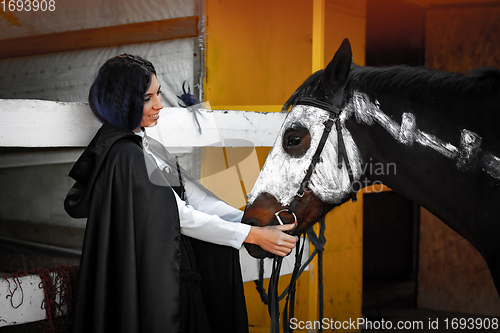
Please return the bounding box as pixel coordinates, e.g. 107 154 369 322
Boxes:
287 97 357 216
263 220 326 333
336 120 358 202
266 95 358 332
268 257 283 332
291 97 342 115
288 116 336 213
282 234 306 333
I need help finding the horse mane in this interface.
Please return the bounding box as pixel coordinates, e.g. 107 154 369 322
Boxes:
348 64 500 102
282 64 500 111
282 70 324 112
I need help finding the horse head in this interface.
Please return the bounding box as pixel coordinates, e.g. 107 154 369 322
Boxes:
243 39 364 258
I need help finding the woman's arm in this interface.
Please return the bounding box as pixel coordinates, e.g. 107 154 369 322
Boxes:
174 190 297 256
175 189 249 248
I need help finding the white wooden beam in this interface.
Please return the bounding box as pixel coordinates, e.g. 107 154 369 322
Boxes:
147 107 286 148
0 274 49 327
0 99 285 148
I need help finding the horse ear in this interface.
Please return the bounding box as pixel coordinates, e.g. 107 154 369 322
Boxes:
321 38 352 97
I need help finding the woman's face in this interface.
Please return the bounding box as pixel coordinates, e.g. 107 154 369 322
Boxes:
138 74 163 130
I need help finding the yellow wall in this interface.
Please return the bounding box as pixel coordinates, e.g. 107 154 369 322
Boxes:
325 0 366 67
203 0 367 331
204 0 313 105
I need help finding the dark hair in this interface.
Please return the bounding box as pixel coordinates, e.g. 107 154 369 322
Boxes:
89 54 157 131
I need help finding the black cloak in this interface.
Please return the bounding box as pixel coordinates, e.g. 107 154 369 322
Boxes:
64 123 248 333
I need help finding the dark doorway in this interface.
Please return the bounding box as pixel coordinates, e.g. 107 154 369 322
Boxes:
366 0 426 67
362 191 419 317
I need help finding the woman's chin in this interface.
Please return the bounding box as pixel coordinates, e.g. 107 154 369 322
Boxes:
145 120 159 128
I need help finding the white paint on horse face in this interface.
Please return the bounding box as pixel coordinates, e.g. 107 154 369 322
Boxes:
246 104 363 206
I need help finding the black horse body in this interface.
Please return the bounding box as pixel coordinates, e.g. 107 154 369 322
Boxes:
243 39 500 294
345 64 500 291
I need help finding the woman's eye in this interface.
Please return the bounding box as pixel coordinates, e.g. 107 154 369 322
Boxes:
157 90 162 96
288 135 302 146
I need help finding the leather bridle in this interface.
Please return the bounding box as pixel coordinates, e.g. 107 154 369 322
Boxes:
267 94 359 333
274 95 358 226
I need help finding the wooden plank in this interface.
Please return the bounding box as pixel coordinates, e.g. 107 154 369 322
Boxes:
0 100 100 147
213 105 283 113
312 0 325 72
147 108 286 148
0 274 48 327
0 100 286 149
0 16 198 59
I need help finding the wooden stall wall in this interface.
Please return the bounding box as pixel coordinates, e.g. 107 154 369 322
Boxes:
204 0 312 107
419 3 500 316
322 0 366 329
203 0 366 331
426 3 500 73
419 209 500 316
324 0 366 67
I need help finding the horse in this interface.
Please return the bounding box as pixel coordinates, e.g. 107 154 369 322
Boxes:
242 38 500 295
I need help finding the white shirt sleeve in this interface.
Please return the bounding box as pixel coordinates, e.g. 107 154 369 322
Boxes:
174 189 250 249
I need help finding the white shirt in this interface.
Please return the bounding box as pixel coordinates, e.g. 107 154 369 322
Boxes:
136 130 251 249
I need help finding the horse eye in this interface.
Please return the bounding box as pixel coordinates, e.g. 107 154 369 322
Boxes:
282 125 311 158
288 135 302 147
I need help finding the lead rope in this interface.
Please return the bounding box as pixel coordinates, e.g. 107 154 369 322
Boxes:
302 219 326 333
268 256 283 332
254 219 326 333
282 235 305 333
259 95 353 331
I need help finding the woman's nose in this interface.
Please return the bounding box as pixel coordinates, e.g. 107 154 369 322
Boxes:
154 96 164 110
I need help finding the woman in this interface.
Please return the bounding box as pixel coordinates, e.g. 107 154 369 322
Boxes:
64 54 297 333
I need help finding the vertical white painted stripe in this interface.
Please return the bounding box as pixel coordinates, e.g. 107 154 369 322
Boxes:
398 112 417 145
457 129 482 170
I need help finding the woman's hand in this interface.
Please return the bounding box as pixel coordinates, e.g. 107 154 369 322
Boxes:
244 224 298 257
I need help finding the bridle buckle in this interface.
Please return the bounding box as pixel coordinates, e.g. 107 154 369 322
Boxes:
274 209 297 225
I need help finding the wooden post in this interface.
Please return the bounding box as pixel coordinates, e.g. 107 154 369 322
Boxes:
312 0 325 73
